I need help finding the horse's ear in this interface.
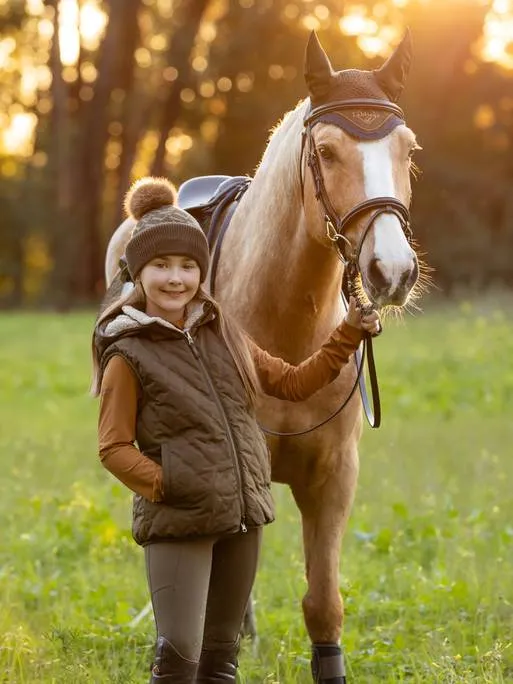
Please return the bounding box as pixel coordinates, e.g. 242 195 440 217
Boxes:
374 29 412 102
304 31 334 100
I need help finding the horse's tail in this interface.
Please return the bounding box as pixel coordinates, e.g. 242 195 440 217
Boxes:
97 270 128 320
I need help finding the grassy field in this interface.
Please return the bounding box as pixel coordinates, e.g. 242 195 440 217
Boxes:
1 298 512 683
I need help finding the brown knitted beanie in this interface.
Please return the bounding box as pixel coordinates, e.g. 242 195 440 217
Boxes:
124 177 209 281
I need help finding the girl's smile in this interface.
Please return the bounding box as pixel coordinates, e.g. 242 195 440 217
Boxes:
139 254 201 323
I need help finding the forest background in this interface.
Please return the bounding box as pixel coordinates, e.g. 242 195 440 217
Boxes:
2 0 513 309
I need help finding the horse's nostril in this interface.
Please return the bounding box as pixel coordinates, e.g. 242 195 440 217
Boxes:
368 258 389 290
399 269 410 290
403 258 419 289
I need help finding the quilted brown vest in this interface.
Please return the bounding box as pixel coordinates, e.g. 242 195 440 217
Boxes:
101 317 274 545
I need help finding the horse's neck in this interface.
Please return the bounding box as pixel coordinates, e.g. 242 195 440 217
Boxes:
217 109 344 359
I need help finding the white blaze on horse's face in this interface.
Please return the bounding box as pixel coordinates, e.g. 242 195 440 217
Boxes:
356 126 418 306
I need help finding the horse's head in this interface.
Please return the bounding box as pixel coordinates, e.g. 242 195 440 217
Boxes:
303 31 420 309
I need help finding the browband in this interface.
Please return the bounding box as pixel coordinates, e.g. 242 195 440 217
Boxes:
304 98 406 141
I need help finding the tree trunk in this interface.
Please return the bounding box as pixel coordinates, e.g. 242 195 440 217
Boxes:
45 0 74 309
73 0 141 301
113 94 151 228
150 0 211 177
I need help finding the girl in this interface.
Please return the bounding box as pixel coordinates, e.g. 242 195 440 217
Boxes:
92 177 380 683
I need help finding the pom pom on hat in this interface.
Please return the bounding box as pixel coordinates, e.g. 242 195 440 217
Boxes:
125 177 178 220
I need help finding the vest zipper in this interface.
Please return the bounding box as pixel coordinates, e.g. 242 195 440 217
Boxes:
183 330 247 533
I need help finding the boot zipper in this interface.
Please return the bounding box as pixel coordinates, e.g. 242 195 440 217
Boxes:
183 330 247 532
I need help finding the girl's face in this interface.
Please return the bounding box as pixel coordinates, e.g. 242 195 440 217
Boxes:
139 255 201 323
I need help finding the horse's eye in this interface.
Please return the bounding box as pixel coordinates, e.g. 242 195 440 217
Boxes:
317 145 334 161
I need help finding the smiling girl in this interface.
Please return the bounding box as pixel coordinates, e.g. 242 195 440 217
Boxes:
142 254 202 324
91 177 380 683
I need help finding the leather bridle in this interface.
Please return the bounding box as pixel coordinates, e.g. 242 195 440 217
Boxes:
301 98 413 282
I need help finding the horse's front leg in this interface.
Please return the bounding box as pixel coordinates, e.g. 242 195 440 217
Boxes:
292 444 359 683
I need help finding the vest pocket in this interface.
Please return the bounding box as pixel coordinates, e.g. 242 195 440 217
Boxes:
160 438 233 510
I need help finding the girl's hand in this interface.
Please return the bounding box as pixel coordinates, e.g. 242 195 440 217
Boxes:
345 297 382 336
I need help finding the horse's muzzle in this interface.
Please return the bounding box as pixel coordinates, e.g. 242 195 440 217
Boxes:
365 255 419 307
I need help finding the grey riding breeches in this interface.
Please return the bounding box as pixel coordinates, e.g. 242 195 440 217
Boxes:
144 527 262 662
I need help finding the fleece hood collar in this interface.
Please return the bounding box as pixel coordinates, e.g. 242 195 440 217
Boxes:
100 297 215 341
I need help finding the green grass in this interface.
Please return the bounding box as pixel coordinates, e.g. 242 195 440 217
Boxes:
1 298 512 683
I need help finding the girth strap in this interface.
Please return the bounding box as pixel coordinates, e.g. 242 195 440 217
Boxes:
205 178 251 297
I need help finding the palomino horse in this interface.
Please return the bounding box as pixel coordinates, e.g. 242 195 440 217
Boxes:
105 32 421 682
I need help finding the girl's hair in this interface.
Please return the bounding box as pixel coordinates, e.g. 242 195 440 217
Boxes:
90 280 146 397
91 279 260 405
201 288 260 407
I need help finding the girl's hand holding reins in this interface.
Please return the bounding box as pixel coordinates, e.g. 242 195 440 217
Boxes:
345 296 382 336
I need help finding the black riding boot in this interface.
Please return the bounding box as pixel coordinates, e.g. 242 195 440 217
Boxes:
196 641 239 682
149 636 199 683
311 643 346 683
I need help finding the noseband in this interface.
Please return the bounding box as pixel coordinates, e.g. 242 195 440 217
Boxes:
301 98 413 302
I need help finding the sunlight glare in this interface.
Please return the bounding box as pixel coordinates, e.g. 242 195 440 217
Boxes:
0 37 16 70
303 14 321 31
59 0 80 66
493 0 509 13
338 0 513 68
474 104 496 129
80 1 108 50
481 0 513 69
339 3 394 57
20 66 39 105
1 112 37 156
58 0 107 66
26 0 45 15
357 35 386 57
165 132 194 164
339 14 378 36
38 18 54 40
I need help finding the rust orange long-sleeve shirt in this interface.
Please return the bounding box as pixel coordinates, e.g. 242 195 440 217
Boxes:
98 321 363 502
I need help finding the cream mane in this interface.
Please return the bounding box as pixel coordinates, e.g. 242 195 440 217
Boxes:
230 99 310 250
254 99 309 187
